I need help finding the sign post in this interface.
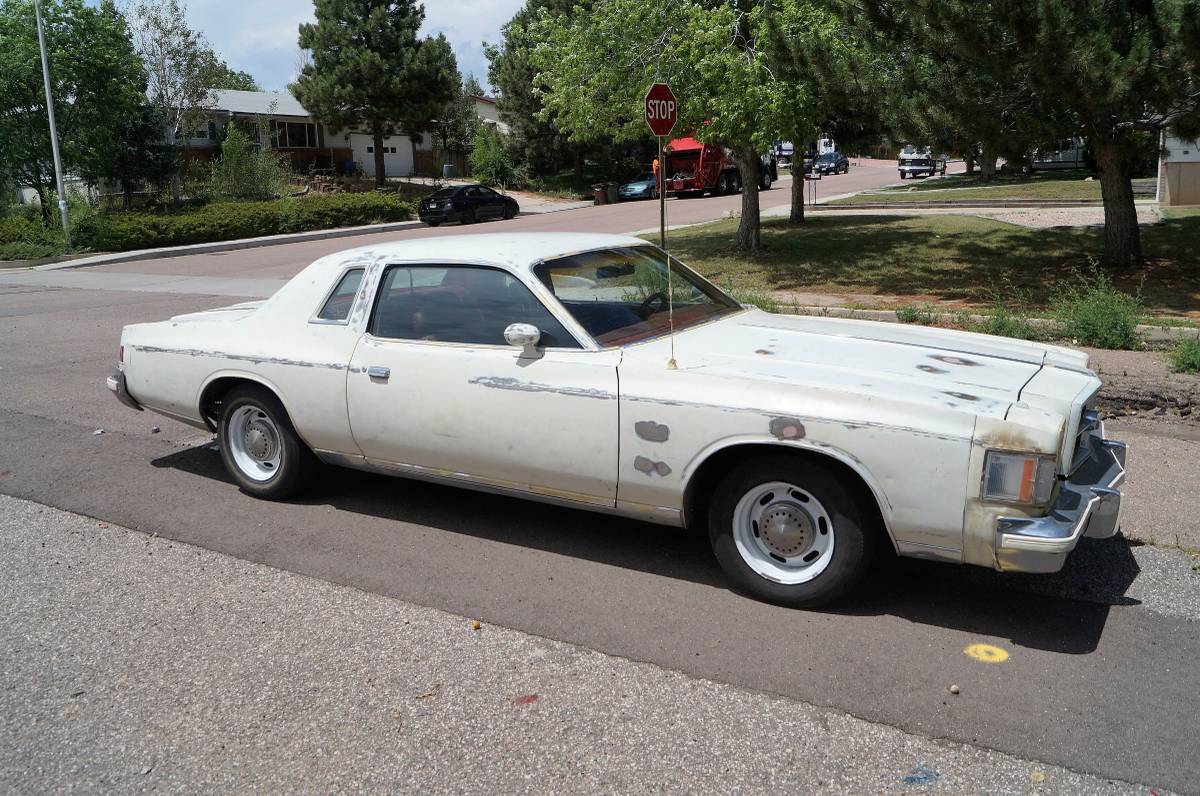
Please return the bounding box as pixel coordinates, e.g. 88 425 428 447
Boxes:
644 83 677 247
645 83 678 367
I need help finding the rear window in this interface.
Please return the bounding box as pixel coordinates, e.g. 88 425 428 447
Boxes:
315 268 364 322
430 188 457 200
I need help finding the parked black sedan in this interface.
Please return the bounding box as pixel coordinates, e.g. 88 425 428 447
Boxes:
418 184 520 226
813 152 850 175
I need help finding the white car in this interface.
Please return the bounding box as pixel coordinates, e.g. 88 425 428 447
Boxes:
108 233 1126 606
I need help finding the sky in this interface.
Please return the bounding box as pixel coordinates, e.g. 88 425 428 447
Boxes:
105 0 526 93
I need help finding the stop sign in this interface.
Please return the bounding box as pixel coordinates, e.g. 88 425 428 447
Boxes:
644 83 677 137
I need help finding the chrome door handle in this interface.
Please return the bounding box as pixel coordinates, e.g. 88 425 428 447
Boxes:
367 366 390 381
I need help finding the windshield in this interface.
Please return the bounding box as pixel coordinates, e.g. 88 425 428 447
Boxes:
633 173 655 182
534 245 741 346
818 154 835 162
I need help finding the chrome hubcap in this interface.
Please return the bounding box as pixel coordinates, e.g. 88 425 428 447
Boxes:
732 481 835 585
227 406 282 482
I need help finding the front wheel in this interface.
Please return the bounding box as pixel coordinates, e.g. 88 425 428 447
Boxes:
708 455 876 607
218 386 314 500
760 170 773 190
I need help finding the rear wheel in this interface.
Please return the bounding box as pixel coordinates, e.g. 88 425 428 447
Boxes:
760 169 773 190
708 455 876 607
218 386 314 500
716 173 729 195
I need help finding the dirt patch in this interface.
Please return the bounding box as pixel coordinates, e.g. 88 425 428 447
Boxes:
1088 348 1200 420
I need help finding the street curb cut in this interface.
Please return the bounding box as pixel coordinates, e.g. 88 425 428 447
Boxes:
778 305 1197 344
33 219 428 272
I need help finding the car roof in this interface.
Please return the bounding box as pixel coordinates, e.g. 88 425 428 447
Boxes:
323 232 653 271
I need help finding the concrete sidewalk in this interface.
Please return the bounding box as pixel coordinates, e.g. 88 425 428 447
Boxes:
0 494 1151 793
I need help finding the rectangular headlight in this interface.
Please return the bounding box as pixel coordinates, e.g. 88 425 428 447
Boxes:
983 451 1057 505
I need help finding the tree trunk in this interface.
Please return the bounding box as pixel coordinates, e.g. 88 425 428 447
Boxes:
372 121 387 188
167 125 181 204
789 163 804 223
123 181 134 210
979 145 997 181
734 149 761 253
572 145 584 182
965 153 976 174
33 183 51 226
1093 139 1143 267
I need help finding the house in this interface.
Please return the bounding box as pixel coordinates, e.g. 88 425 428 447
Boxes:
1158 132 1200 206
185 88 510 179
472 95 510 135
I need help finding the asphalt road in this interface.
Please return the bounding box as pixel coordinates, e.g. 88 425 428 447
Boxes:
2 164 1198 792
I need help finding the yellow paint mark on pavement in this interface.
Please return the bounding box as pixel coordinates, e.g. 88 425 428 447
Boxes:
964 643 1010 663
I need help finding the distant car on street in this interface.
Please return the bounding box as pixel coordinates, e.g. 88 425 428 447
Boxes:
898 147 948 179
108 232 1126 608
618 173 659 201
418 184 519 226
813 152 850 175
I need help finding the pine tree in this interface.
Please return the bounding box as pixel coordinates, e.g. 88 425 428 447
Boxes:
293 0 458 187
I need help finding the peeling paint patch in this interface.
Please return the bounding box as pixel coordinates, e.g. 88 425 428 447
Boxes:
130 345 344 370
468 376 615 400
634 420 670 442
633 456 672 476
917 364 949 374
944 391 979 402
768 416 806 440
929 354 980 367
754 349 775 355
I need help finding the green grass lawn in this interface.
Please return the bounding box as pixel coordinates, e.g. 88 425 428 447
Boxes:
829 170 1156 204
655 213 1200 316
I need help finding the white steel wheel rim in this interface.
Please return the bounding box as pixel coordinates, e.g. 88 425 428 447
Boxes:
227 405 283 482
732 481 835 585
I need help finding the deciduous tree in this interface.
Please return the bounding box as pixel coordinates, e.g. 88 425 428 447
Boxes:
0 0 144 221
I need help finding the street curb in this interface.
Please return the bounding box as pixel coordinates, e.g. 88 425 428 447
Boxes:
778 305 1197 344
818 199 1159 211
32 219 427 272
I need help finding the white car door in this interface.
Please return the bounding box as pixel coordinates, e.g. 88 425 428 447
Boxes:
346 263 620 507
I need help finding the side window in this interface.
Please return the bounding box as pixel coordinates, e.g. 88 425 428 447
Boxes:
315 268 364 322
370 265 581 348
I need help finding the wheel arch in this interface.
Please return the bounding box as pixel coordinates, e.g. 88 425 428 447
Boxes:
681 439 898 553
197 371 294 433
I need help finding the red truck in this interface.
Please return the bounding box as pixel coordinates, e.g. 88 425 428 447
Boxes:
663 137 777 197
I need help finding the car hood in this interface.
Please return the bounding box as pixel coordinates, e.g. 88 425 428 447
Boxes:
624 309 1091 419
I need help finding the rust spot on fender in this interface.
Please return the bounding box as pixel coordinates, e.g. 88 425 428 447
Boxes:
769 417 806 440
634 420 670 442
917 364 949 374
633 456 672 476
930 354 980 367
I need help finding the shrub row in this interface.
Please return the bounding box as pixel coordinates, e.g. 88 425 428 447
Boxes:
73 192 414 253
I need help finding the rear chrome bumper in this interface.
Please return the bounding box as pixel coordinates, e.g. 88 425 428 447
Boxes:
106 369 142 412
994 426 1126 573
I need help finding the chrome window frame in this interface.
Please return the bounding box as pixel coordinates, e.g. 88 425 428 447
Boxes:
309 266 367 326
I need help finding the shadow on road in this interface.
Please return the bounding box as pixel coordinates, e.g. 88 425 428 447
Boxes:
153 443 1140 655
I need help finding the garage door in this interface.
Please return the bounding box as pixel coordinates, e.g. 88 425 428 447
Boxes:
349 133 414 178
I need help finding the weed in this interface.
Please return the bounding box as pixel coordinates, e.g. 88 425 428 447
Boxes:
975 303 1044 341
1050 266 1143 349
896 303 937 325
1167 337 1200 373
729 288 781 313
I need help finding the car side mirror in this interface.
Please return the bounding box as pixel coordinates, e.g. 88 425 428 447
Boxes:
504 322 542 357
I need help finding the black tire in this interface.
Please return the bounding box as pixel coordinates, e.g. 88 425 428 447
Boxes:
707 454 877 607
760 170 772 190
218 385 315 500
716 173 729 195
427 220 442 227
899 172 907 179
503 204 516 220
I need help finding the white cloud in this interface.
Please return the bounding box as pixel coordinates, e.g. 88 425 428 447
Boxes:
178 0 524 91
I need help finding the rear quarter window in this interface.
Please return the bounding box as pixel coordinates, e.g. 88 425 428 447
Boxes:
315 268 365 322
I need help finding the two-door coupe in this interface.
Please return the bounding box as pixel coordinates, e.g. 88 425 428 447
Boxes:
108 233 1126 606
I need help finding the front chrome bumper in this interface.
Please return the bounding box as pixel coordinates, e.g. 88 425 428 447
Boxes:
994 424 1126 573
106 368 142 412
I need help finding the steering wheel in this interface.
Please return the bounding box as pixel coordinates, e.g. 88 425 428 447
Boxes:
639 291 668 315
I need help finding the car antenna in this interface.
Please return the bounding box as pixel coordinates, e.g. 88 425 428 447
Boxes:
665 223 677 370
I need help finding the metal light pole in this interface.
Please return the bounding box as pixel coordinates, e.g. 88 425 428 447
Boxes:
33 0 71 246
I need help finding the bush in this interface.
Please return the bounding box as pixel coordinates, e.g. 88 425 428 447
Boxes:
1168 338 1200 373
208 123 292 201
975 303 1044 341
469 126 517 188
728 287 780 313
1050 268 1143 349
896 304 937 325
73 192 413 252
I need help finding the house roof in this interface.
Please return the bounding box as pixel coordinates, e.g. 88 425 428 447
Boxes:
471 95 497 105
205 89 311 118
